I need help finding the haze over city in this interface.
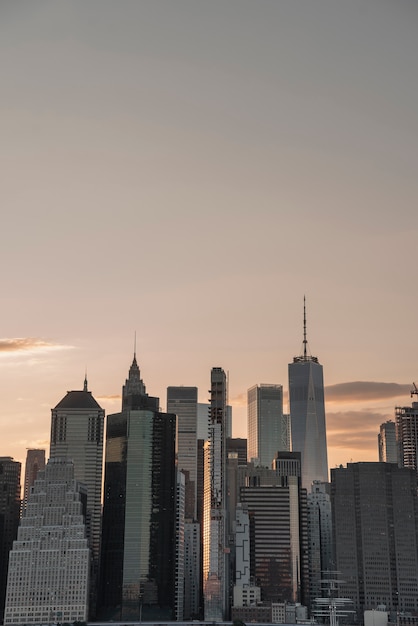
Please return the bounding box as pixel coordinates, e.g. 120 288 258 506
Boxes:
1 0 417 471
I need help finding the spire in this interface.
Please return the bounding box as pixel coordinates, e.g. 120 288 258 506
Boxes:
83 369 88 392
293 295 319 363
133 331 137 365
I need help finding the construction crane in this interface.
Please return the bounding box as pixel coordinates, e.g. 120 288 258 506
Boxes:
411 382 418 398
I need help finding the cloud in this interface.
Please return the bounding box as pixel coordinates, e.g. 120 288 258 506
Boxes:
0 338 73 357
326 410 392 451
230 393 246 408
325 381 411 403
97 394 121 402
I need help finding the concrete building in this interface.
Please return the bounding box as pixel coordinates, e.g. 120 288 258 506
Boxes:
22 449 45 513
288 299 328 489
238 453 309 606
175 470 185 621
331 462 418 617
50 376 104 613
248 384 288 467
167 386 198 519
396 399 418 471
0 457 21 622
4 458 89 625
203 367 229 621
378 420 397 463
184 521 201 619
100 354 177 621
307 481 333 604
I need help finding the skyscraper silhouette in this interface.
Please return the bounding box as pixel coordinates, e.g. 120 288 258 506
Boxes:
288 299 328 489
247 384 288 467
100 354 177 621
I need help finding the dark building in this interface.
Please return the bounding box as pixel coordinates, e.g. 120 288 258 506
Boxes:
227 437 248 467
238 452 309 606
100 354 177 621
331 462 418 618
0 457 21 622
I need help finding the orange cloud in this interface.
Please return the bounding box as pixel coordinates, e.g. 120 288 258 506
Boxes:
326 410 392 451
0 338 73 356
325 381 411 403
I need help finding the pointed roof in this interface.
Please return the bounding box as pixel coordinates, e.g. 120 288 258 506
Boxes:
54 390 102 410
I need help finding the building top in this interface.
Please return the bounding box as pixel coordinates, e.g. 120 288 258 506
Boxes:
54 389 102 410
293 295 319 364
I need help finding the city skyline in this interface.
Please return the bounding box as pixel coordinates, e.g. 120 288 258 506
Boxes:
1 1 417 473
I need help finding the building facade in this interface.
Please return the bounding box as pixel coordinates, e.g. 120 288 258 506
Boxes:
100 355 177 621
288 301 328 489
167 386 198 520
378 420 397 463
203 367 229 620
307 481 333 604
331 462 418 617
0 457 21 622
50 377 104 609
247 384 288 467
4 458 90 625
396 400 418 470
22 449 45 513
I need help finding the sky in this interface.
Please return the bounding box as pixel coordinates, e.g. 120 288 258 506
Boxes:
1 0 417 476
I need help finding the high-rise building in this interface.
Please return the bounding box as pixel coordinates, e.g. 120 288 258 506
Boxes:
0 457 21 622
100 354 177 621
50 377 104 613
396 397 418 471
307 481 333 604
288 299 328 489
203 367 229 621
378 420 397 463
238 452 309 606
167 386 198 519
22 449 45 513
4 458 90 626
247 384 288 467
331 462 418 617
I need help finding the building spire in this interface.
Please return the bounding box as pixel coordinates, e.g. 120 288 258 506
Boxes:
303 295 307 359
133 331 137 363
83 369 88 392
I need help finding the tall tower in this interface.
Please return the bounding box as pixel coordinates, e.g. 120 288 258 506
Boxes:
50 376 104 612
378 420 397 463
396 391 418 471
203 367 229 621
0 458 21 622
247 384 287 467
167 386 198 519
100 354 177 621
4 459 90 626
22 449 45 513
288 298 328 489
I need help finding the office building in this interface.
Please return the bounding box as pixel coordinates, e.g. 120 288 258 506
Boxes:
167 386 198 519
184 522 201 619
396 397 418 471
0 458 21 622
307 481 333 603
100 354 177 621
288 299 328 489
4 458 89 625
331 462 418 617
238 453 309 606
203 367 229 621
248 384 287 467
175 471 185 621
22 449 45 513
50 377 104 613
378 420 397 463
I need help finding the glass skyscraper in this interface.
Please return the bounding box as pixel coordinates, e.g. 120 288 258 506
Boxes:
288 301 328 490
100 354 177 621
247 384 288 467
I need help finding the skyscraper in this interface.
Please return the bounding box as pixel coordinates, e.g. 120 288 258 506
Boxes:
331 462 418 617
167 386 198 519
247 384 288 467
22 449 45 513
0 457 21 622
4 458 90 626
100 354 177 621
396 395 418 471
307 481 333 604
50 376 104 613
203 367 229 621
288 298 328 489
378 420 397 463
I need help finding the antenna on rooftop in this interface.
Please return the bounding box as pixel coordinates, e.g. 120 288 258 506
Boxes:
303 295 307 359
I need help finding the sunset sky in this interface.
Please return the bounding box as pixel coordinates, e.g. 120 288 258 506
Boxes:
1 1 417 475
